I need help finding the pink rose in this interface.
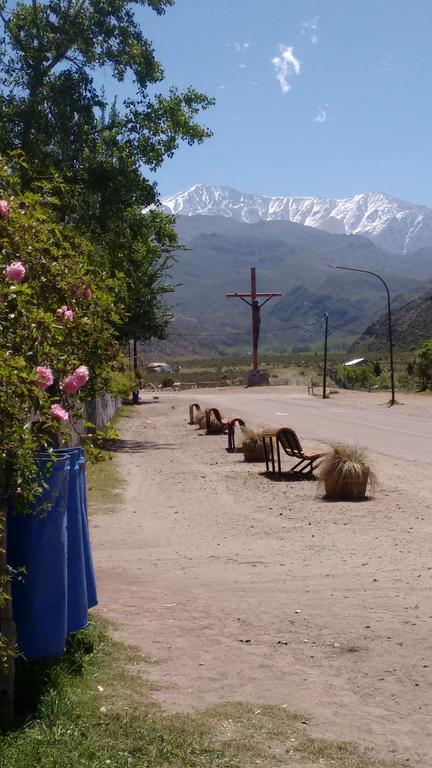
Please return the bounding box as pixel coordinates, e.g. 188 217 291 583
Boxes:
50 403 70 422
76 285 93 299
4 261 26 282
62 365 90 395
63 374 80 395
0 200 11 218
57 305 74 322
73 365 90 387
35 366 54 390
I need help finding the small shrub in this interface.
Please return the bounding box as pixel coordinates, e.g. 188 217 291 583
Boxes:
240 426 266 462
161 376 174 388
194 409 207 429
318 444 375 500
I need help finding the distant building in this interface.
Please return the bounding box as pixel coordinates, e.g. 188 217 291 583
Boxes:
147 362 171 373
343 357 368 367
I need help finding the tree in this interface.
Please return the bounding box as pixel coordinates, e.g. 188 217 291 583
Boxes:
412 340 432 390
373 360 382 377
0 0 213 200
0 0 214 345
338 363 376 390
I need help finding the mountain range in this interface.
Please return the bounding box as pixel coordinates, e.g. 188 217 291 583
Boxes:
162 184 432 256
149 214 432 356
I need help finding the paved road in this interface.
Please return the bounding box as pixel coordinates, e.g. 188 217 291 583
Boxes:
165 387 432 465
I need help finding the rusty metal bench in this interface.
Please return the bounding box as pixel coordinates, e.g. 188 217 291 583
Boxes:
205 407 229 434
261 427 325 476
227 417 246 452
188 402 201 424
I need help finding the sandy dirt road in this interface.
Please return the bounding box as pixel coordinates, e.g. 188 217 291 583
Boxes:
91 387 432 766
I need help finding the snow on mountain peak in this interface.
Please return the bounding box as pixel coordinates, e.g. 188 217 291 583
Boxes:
161 184 432 254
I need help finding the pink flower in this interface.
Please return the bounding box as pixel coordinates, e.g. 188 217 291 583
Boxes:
73 365 90 387
57 305 74 322
63 374 80 395
4 261 26 282
62 365 90 396
76 285 93 299
0 200 11 218
35 366 54 390
50 403 70 422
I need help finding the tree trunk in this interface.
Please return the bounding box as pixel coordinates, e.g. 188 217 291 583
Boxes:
0 461 15 727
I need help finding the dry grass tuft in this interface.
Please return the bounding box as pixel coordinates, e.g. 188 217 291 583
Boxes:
240 426 266 462
206 409 226 433
318 444 376 500
194 409 207 429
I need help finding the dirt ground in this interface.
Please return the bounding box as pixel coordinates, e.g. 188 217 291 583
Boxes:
91 392 432 767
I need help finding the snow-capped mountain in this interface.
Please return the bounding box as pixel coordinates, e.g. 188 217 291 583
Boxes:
161 184 432 255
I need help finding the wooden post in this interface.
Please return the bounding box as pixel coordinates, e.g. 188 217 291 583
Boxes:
0 460 15 727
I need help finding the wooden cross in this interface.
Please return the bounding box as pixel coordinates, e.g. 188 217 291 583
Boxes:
226 267 282 369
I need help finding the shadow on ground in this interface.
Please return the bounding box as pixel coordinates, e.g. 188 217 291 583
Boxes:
106 439 179 453
260 471 317 482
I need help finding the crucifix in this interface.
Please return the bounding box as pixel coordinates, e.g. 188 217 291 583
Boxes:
226 267 282 370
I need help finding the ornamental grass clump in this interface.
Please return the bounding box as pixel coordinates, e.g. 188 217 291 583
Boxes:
206 409 227 433
318 444 376 500
194 409 207 429
240 426 266 463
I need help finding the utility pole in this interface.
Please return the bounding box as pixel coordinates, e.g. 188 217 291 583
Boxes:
323 312 328 399
226 267 282 386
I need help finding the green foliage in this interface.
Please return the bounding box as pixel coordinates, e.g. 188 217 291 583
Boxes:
0 620 232 768
411 339 432 390
373 360 382 377
0 155 120 509
107 368 136 400
337 363 376 390
0 0 214 191
0 1 214 344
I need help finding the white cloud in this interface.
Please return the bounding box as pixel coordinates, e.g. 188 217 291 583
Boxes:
302 16 319 45
237 63 249 70
314 105 328 123
234 42 251 53
271 45 301 94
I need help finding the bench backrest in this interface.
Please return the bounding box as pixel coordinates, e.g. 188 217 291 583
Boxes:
278 428 303 456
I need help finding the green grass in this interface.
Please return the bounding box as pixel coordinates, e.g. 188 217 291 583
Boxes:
0 621 233 768
0 620 401 768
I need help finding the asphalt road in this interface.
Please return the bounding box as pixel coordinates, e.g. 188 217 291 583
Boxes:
167 387 432 465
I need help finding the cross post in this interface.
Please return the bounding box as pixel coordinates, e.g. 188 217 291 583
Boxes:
226 267 282 370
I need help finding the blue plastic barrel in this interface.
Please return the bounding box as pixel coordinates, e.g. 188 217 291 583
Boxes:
7 455 70 660
78 451 98 609
55 447 89 634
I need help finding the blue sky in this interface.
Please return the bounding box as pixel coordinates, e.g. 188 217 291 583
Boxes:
131 0 432 205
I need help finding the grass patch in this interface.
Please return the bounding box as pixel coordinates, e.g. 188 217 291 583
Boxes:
0 621 401 768
0 620 233 768
86 406 128 515
193 702 401 768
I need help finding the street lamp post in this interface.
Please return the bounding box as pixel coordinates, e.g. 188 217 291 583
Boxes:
330 265 396 406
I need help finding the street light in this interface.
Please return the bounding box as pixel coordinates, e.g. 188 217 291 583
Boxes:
329 265 396 406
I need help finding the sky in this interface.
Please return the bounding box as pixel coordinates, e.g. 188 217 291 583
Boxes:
124 0 432 206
